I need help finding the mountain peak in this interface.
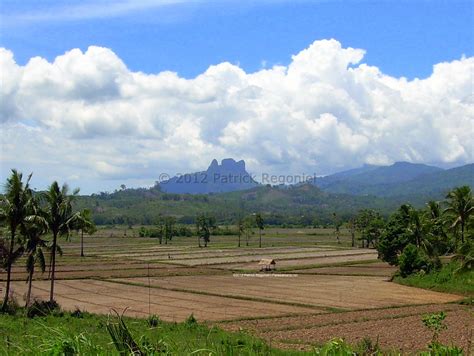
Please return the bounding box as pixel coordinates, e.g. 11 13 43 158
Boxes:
161 158 257 194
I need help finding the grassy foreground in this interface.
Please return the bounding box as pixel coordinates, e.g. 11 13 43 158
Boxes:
394 262 474 296
0 307 467 355
0 310 310 355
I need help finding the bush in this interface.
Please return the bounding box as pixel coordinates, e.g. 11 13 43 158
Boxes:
147 314 160 327
398 244 433 277
317 338 354 355
356 336 380 354
185 313 197 326
27 299 61 318
70 307 90 318
0 295 20 315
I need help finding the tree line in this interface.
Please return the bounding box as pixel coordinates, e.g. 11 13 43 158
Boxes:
0 170 95 312
350 186 472 276
139 212 266 248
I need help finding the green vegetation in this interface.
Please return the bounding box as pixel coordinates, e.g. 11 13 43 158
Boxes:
0 308 464 355
0 310 298 355
1 170 32 311
395 261 474 295
376 186 473 288
420 312 463 355
73 183 405 226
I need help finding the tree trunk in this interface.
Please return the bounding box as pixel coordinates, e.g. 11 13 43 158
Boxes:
461 221 465 244
49 232 57 302
259 230 262 248
238 231 241 247
1 228 15 311
80 229 84 257
25 266 34 308
351 228 355 248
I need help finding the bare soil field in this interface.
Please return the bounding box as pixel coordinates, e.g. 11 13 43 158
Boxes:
8 264 224 280
97 246 335 261
163 249 377 267
6 229 469 354
292 261 398 277
215 252 378 271
219 304 473 353
113 274 462 310
11 279 314 321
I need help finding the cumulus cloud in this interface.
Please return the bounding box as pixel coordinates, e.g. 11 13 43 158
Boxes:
0 39 472 192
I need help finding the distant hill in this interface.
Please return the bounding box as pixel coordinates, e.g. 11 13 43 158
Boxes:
74 161 473 226
384 163 474 198
312 162 472 197
160 158 259 194
77 183 404 226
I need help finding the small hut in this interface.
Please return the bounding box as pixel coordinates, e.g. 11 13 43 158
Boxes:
259 258 276 271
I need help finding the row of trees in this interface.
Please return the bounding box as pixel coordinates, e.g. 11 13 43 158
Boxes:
352 186 472 276
0 170 95 311
194 212 265 248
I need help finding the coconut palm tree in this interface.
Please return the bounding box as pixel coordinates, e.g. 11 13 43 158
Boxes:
0 170 32 311
43 182 79 302
75 208 96 257
444 186 473 244
407 208 434 256
22 201 49 307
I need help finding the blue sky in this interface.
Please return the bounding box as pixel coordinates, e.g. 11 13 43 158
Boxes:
1 0 472 79
0 1 473 193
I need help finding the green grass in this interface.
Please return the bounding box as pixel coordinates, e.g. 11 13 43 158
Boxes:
0 311 311 355
394 261 474 296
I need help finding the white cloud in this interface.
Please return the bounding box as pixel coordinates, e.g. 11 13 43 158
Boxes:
0 39 473 193
3 1 188 25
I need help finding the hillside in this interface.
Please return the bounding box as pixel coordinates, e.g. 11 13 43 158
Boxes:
74 162 472 226
312 162 472 197
75 184 404 226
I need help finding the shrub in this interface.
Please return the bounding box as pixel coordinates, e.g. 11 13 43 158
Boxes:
356 336 380 354
185 313 197 326
70 307 90 318
0 295 20 315
147 314 160 327
317 338 353 355
398 244 433 277
27 299 61 318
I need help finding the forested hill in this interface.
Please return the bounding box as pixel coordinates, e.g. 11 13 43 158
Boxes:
74 184 428 226
73 162 473 226
312 162 473 197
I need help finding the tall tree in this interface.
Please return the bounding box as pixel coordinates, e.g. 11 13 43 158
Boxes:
444 186 473 244
425 201 450 255
332 212 341 244
355 209 384 248
0 170 31 311
195 215 215 248
255 213 264 248
164 216 176 245
348 218 356 248
75 208 96 257
237 216 244 248
43 182 79 302
22 200 49 307
244 216 254 246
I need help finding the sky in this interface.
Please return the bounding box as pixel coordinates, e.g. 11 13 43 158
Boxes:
0 0 473 194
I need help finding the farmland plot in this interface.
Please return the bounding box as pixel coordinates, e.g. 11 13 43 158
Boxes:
11 280 314 321
113 274 461 310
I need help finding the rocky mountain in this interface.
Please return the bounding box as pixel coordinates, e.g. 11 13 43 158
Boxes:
159 158 259 194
